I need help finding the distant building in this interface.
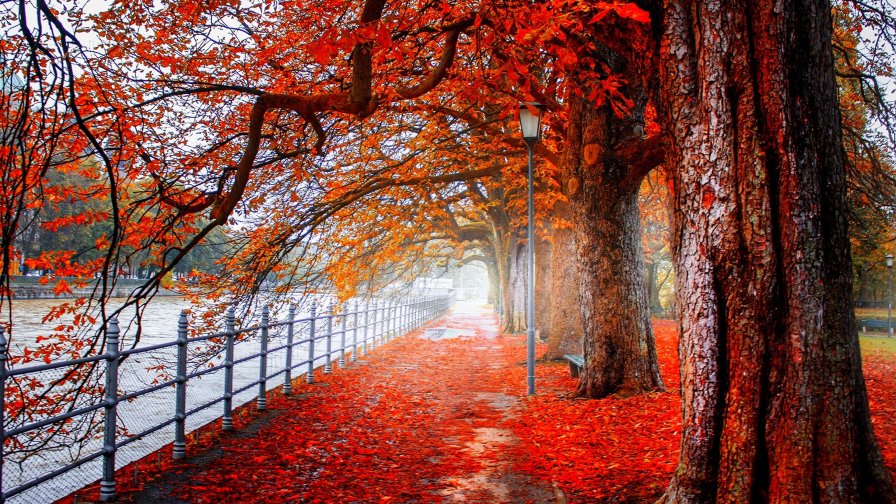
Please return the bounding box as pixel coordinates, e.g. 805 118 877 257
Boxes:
413 278 454 290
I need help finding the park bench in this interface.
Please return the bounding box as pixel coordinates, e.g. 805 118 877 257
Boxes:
858 319 891 334
564 354 584 378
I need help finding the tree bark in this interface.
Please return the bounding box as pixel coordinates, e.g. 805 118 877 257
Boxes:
646 260 661 313
657 0 896 501
535 235 553 342
566 94 664 398
506 237 527 333
486 258 499 309
494 231 518 334
544 212 585 360
854 266 871 304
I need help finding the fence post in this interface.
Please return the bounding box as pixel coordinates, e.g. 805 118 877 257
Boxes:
398 299 403 334
371 299 378 351
382 300 388 344
258 306 269 411
100 316 121 500
352 302 359 362
360 302 367 356
384 300 390 343
388 300 394 342
172 311 187 461
393 299 399 339
0 327 5 503
383 299 389 344
284 304 296 395
405 298 410 332
339 303 347 367
222 307 235 431
307 302 317 384
324 302 333 374
414 297 420 328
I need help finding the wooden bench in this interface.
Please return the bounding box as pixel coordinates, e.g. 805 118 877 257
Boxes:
564 354 584 378
858 319 891 334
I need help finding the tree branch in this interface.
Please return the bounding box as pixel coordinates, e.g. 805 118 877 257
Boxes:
618 134 664 188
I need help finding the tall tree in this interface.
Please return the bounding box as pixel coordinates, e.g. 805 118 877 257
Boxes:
565 91 664 397
656 0 896 500
541 7 666 397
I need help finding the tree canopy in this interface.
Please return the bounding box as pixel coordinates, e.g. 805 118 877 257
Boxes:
4 0 896 501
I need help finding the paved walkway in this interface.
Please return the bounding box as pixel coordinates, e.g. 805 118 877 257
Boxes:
130 302 563 503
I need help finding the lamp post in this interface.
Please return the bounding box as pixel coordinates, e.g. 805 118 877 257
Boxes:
519 102 544 396
888 254 893 337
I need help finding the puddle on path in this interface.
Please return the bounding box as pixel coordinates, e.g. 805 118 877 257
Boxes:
421 327 476 340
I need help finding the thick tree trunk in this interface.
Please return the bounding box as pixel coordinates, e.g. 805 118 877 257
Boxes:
495 235 518 334
544 215 585 360
646 260 661 313
535 236 552 342
854 267 871 304
565 95 664 398
506 239 527 333
657 0 896 501
486 259 499 309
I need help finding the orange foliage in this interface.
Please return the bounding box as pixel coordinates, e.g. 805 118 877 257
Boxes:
3 0 652 458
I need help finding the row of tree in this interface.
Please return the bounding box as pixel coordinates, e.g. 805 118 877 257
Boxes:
4 0 896 501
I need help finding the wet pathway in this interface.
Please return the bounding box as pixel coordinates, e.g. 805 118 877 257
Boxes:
128 302 563 503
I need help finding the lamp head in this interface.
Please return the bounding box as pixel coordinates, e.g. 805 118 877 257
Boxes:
518 102 545 144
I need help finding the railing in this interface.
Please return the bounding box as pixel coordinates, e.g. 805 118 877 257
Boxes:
856 300 889 309
0 292 456 503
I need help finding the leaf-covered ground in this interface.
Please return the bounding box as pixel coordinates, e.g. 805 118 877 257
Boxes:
106 303 896 503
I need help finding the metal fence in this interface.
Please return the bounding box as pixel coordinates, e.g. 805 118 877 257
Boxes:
0 293 455 503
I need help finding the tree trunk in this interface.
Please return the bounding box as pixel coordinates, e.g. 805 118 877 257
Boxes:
495 235 517 334
506 238 527 333
486 258 499 309
535 236 552 342
646 260 661 313
544 215 585 360
566 94 664 398
854 266 871 305
657 0 896 501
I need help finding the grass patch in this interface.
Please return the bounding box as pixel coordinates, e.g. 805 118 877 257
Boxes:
861 336 896 357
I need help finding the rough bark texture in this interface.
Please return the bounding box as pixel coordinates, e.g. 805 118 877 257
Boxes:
646 260 661 312
566 94 664 398
507 238 527 334
477 182 517 334
535 236 553 342
486 259 498 308
495 233 518 334
544 212 585 360
657 0 896 501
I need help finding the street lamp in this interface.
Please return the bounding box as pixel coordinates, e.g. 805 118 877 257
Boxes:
887 254 893 337
519 102 544 396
